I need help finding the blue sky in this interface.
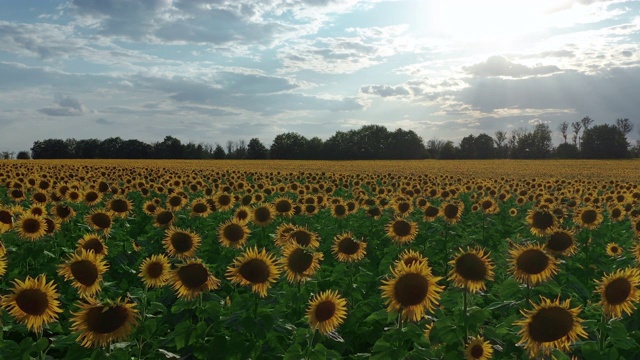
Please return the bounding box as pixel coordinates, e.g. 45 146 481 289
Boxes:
1 0 639 151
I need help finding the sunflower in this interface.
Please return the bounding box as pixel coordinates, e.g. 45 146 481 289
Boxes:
422 204 440 222
139 254 171 288
380 261 444 322
170 258 221 300
77 233 109 256
595 267 640 318
331 232 367 262
279 243 323 284
166 194 187 212
15 214 47 241
153 209 175 228
190 198 212 217
27 204 46 217
273 197 295 217
448 247 495 293
526 208 557 237
395 249 427 269
82 190 102 206
392 199 414 217
233 206 252 223
163 227 201 259
214 193 235 211
605 242 623 257
252 204 276 227
2 274 63 333
365 206 382 220
71 297 139 348
545 229 577 256
84 209 113 234
632 218 640 237
53 204 75 222
0 207 13 233
478 197 499 215
226 247 282 298
331 202 349 219
385 217 418 245
509 244 558 286
515 296 587 357
218 218 251 249
58 249 108 299
441 201 464 224
0 255 7 277
574 206 603 230
608 206 626 223
31 190 49 205
465 335 493 360
108 197 132 218
306 290 348 335
275 222 297 244
142 200 158 216
509 208 518 217
282 226 320 249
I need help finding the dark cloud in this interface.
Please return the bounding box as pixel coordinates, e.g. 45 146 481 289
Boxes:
464 56 563 78
38 95 94 116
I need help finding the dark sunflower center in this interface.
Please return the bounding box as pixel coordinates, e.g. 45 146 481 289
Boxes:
239 259 270 284
305 204 317 213
23 218 42 234
16 289 49 315
338 237 360 255
98 182 110 193
254 207 271 222
287 249 313 274
275 200 292 213
444 204 459 219
55 205 72 219
532 211 554 229
85 192 99 203
33 193 47 203
170 232 194 253
146 262 165 279
482 200 493 210
290 230 312 247
223 224 245 243
193 203 208 213
398 202 411 213
31 208 44 216
11 189 24 199
528 306 574 343
392 220 412 237
156 211 174 225
218 195 231 206
110 199 130 213
455 253 487 281
581 210 598 224
145 203 157 213
334 205 347 216
611 208 622 219
82 238 104 254
68 192 80 201
314 300 336 322
424 206 439 217
235 210 249 221
91 213 112 229
470 344 484 359
44 218 56 234
516 249 549 275
177 263 209 289
70 260 99 286
610 246 619 254
168 196 183 208
367 207 381 217
394 273 429 306
547 232 572 252
0 210 12 224
86 306 128 334
635 221 640 232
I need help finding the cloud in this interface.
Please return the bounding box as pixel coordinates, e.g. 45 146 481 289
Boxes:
463 56 563 78
96 117 113 125
38 95 95 116
360 85 410 97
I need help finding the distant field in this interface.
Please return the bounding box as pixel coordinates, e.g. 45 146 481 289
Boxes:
0 159 639 359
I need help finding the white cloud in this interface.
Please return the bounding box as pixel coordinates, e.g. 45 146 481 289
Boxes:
463 56 563 78
38 95 95 116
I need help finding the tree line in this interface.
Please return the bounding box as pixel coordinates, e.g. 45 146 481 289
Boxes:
4 117 639 160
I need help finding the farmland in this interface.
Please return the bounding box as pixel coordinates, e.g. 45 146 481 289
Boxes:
0 159 639 359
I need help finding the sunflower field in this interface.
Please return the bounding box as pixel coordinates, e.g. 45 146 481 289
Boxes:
0 159 640 360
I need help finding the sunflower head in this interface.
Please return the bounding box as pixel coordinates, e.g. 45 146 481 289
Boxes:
526 208 557 237
395 249 427 269
279 243 324 284
595 267 640 318
280 226 320 249
226 247 282 298
139 254 172 288
545 229 577 256
77 233 109 256
448 247 495 293
465 335 493 360
441 201 464 224
153 209 175 228
252 204 275 226
163 226 201 259
190 198 212 217
218 218 251 249
58 249 109 299
84 209 113 234
306 290 348 335
606 242 623 257
108 197 132 217
170 258 221 300
380 261 444 322
2 274 63 333
71 297 139 348
575 206 604 230
515 296 587 357
385 217 418 245
331 232 367 262
422 204 440 222
509 243 558 286
15 214 47 241
273 197 295 217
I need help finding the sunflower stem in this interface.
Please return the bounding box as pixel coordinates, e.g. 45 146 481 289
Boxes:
463 289 468 342
599 313 607 351
397 309 403 330
305 330 316 359
253 295 259 319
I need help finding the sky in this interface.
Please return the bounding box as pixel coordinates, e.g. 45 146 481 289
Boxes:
1 0 639 152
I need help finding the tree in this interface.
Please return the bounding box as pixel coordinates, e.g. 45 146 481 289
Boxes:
387 129 425 159
426 138 446 159
74 139 101 158
247 138 268 159
512 123 553 159
270 132 309 159
120 139 152 159
459 134 475 159
581 124 629 159
615 118 633 136
494 130 507 158
558 121 569 143
351 125 390 159
571 121 582 147
16 151 30 160
98 137 124 158
438 141 458 159
305 137 325 160
581 116 594 131
474 133 495 159
31 139 72 159
213 144 226 159
555 143 579 159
